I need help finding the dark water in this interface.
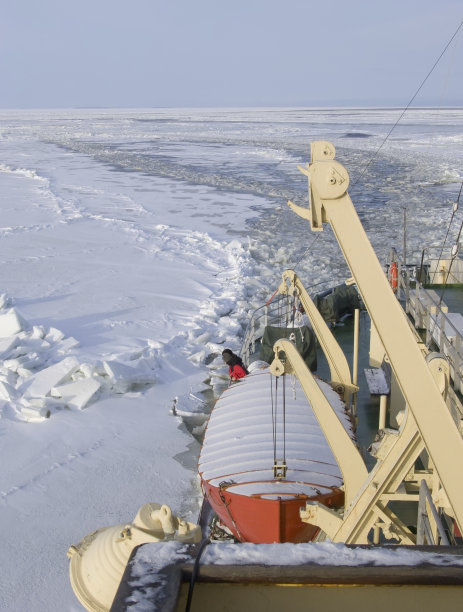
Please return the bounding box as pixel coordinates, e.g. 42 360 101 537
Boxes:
316 312 380 469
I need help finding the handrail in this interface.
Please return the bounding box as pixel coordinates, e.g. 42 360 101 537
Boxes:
389 249 463 408
240 293 300 366
418 245 463 285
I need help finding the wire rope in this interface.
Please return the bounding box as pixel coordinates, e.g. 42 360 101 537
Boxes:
185 537 211 612
291 233 321 272
351 20 463 191
282 373 286 465
271 374 277 465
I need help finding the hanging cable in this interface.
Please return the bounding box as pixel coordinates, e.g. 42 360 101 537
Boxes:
185 537 211 612
271 374 277 466
351 20 463 190
282 374 286 466
271 368 288 478
291 233 321 272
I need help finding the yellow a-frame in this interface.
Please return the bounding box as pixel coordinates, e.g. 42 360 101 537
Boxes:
270 141 463 544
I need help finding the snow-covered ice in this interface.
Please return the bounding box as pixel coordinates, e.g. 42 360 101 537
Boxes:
0 107 462 611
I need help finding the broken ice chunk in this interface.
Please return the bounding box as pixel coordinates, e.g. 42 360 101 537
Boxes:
10 338 51 357
45 327 65 344
50 378 101 410
0 369 17 386
189 349 207 365
27 396 67 411
0 336 18 359
0 380 18 402
17 367 34 379
78 363 96 378
21 356 80 398
0 294 12 310
56 337 80 354
103 360 155 393
20 404 51 421
4 356 30 373
0 308 29 338
31 325 46 339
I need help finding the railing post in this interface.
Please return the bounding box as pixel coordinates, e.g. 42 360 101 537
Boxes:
440 312 445 353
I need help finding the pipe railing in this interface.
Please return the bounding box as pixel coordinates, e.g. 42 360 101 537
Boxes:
240 293 299 367
389 248 463 427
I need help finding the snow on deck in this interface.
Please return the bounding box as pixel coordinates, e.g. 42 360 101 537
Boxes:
199 366 355 497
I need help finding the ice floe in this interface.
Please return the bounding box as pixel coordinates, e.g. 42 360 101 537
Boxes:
0 296 157 422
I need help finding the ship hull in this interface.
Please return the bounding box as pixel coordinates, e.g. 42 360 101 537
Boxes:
202 479 344 543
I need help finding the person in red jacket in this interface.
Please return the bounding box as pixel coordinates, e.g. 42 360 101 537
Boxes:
222 349 248 381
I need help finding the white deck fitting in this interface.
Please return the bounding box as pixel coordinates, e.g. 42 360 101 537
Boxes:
199 367 354 500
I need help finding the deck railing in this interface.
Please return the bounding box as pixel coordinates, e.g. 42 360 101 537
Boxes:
240 293 297 367
418 245 463 285
388 248 463 429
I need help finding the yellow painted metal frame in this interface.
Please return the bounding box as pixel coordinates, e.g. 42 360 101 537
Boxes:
277 269 358 402
274 141 463 542
270 339 367 508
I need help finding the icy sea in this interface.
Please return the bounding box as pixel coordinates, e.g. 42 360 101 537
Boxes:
0 107 462 610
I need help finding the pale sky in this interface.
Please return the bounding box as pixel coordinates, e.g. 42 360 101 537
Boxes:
1 0 462 108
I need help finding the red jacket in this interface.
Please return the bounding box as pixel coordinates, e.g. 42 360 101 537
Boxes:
229 363 247 381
